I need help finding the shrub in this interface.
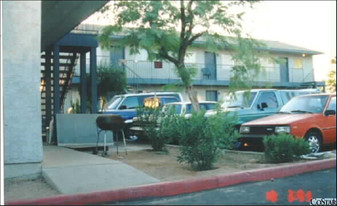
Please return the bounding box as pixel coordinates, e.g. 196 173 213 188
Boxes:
263 133 311 163
175 111 239 171
136 106 172 151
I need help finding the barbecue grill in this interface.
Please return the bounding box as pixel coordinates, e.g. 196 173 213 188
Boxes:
93 115 128 156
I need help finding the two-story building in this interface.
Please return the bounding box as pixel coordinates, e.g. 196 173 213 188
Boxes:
63 24 325 113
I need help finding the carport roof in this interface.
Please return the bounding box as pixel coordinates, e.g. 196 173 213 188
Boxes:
41 0 109 51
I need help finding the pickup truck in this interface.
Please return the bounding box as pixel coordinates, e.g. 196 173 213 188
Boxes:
221 88 321 127
102 92 183 121
101 92 183 138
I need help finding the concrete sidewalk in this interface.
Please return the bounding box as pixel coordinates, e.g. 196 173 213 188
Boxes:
42 145 159 195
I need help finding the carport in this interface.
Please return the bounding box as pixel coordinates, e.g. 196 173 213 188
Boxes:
3 0 109 179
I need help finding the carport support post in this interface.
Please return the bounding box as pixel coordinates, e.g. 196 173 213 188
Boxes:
53 44 60 143
80 52 87 113
45 50 52 126
90 47 97 113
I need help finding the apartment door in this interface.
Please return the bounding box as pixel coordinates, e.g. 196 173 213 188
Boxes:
204 52 217 80
206 90 218 101
279 57 289 82
110 46 124 68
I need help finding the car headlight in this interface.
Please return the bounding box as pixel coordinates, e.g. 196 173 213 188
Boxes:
275 126 291 133
240 126 250 133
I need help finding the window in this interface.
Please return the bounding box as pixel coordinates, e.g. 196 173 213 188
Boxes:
281 95 329 114
327 97 336 111
119 96 139 109
154 61 163 69
257 92 278 109
206 90 218 101
110 46 124 67
294 58 303 69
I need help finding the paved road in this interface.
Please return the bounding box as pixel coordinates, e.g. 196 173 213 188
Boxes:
108 168 336 205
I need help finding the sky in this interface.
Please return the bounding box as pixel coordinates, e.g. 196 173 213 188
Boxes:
240 1 336 82
83 1 336 81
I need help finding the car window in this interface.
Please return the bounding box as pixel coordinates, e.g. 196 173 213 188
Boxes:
105 96 123 110
160 97 180 105
138 95 152 106
327 97 336 111
223 91 257 108
186 103 215 114
281 95 329 114
119 96 139 109
202 103 216 110
257 92 278 108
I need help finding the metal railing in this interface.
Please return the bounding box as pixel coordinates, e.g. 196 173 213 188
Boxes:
72 56 315 84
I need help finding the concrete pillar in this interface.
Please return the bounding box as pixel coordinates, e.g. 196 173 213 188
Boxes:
3 1 43 179
90 47 98 113
80 52 87 113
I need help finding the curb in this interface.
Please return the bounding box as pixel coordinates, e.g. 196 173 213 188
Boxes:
6 158 336 205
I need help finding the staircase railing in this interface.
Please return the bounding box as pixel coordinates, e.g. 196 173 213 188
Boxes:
60 53 78 111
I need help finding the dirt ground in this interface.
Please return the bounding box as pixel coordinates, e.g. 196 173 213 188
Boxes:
4 177 60 202
108 144 313 182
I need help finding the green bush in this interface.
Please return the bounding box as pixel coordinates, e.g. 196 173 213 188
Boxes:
175 111 239 171
263 133 311 163
136 106 171 151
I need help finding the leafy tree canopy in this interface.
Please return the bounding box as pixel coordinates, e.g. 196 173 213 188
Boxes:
98 0 268 110
327 57 336 93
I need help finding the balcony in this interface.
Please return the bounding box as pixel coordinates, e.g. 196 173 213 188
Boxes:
120 60 315 88
72 57 317 88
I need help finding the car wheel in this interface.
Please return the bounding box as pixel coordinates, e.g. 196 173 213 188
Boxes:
305 132 322 153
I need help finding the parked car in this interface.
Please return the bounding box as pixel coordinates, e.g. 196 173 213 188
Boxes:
221 88 321 127
101 92 183 138
239 93 336 153
102 92 183 121
162 101 218 118
130 101 217 138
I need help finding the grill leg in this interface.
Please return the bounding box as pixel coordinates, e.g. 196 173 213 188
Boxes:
121 129 128 155
94 128 101 155
103 131 107 156
116 130 119 155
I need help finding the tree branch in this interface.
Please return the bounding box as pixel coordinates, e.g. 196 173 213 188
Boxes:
186 0 194 39
187 31 206 45
159 47 179 66
180 0 186 41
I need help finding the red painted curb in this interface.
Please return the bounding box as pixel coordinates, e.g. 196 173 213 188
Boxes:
6 158 336 205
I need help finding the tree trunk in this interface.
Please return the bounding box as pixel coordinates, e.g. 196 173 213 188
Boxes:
186 85 200 112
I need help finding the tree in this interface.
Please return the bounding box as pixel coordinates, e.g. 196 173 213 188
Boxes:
85 65 127 111
97 65 128 109
327 57 336 93
99 0 264 110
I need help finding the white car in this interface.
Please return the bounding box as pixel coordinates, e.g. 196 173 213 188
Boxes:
163 101 218 118
130 101 218 138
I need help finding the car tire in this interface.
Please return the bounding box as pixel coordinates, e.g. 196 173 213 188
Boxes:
305 131 322 153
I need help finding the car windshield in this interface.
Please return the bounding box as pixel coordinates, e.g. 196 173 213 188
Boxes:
222 91 257 108
104 96 123 110
186 103 216 114
163 104 182 114
280 95 329 114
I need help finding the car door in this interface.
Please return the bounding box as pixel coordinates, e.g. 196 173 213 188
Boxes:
322 96 336 144
117 96 140 120
251 91 280 120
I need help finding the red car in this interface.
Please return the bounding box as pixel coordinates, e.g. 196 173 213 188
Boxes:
239 94 336 153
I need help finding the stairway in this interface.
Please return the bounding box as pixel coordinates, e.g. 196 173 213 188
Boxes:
40 52 78 142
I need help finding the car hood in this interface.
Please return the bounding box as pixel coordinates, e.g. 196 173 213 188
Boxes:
243 113 320 126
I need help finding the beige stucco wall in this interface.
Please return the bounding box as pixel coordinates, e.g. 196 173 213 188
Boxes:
3 1 43 178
